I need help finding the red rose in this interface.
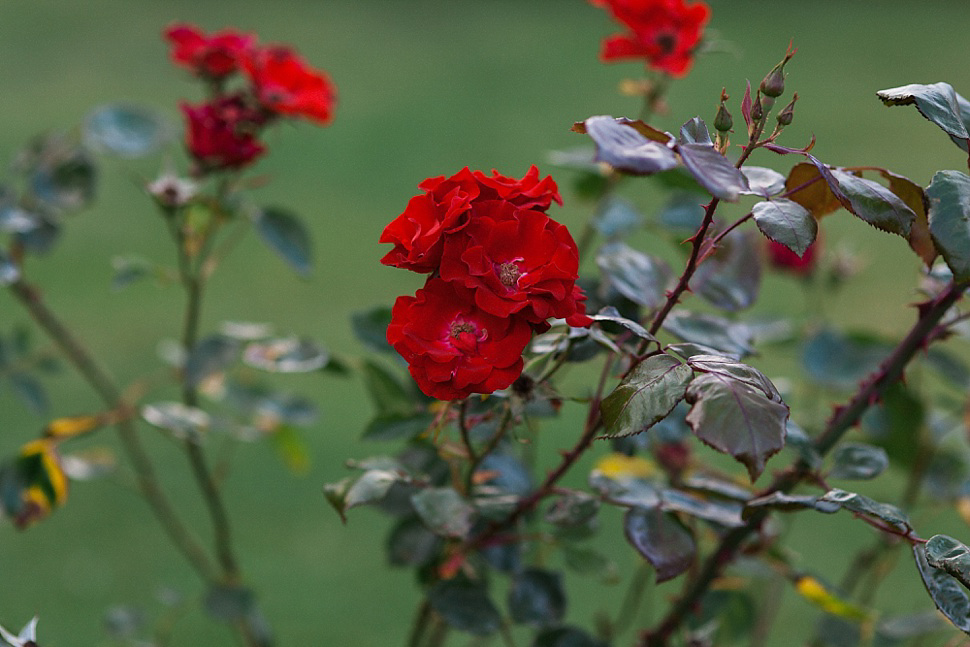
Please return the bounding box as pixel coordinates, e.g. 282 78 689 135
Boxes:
379 166 562 273
592 0 710 77
243 46 336 124
387 278 533 400
438 203 591 327
164 24 255 80
181 95 266 170
766 238 817 276
418 166 563 212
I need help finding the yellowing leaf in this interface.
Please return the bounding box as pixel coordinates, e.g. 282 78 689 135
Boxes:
8 440 69 528
44 413 108 439
594 453 655 480
794 575 870 621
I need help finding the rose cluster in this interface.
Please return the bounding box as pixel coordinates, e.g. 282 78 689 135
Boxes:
591 0 710 77
381 167 591 401
164 24 336 172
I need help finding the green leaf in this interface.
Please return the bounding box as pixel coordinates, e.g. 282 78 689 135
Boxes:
663 311 755 358
411 487 475 538
831 170 915 237
0 249 21 287
689 590 757 643
0 205 41 234
875 611 946 644
325 468 404 522
272 425 311 474
561 544 616 581
427 578 501 636
243 337 329 373
351 306 394 354
658 487 743 527
876 169 937 267
83 103 171 158
600 354 693 437
361 359 416 417
362 412 433 442
8 372 47 413
204 584 254 622
534 626 607 647
678 142 747 202
802 328 892 390
926 170 970 280
596 242 672 309
508 568 566 628
624 505 695 582
110 255 153 291
926 535 970 589
692 229 762 311
254 207 312 277
861 382 924 468
752 198 817 256
141 402 210 440
913 543 970 634
679 117 712 146
818 488 911 533
545 490 600 529
24 135 97 213
386 516 442 568
829 443 889 480
582 116 679 175
591 306 658 344
878 82 970 147
593 195 643 238
926 348 970 389
686 354 782 401
685 372 789 480
741 166 787 198
743 492 841 519
657 193 705 231
184 334 238 387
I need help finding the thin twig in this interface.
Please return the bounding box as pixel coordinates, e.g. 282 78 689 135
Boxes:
638 279 969 646
8 278 217 581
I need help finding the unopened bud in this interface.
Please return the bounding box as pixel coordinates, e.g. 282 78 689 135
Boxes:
776 93 798 127
714 88 733 132
760 42 796 99
750 92 765 122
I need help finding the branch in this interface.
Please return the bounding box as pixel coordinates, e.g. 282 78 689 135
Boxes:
8 278 217 581
638 279 968 646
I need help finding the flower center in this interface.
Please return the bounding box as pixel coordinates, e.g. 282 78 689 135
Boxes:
498 261 521 288
654 32 677 54
450 321 476 337
449 319 484 354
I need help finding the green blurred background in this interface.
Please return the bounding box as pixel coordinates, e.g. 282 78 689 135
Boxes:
1 0 969 644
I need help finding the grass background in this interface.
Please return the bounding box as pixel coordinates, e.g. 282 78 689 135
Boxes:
0 0 969 645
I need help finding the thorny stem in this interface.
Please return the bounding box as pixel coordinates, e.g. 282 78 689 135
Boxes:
638 279 969 646
172 206 243 584
646 196 721 338
7 278 217 582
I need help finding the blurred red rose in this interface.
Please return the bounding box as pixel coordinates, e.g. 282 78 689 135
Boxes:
379 166 562 273
386 278 534 400
243 46 336 124
766 238 817 276
181 95 266 170
592 0 710 77
438 203 591 327
164 24 255 79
